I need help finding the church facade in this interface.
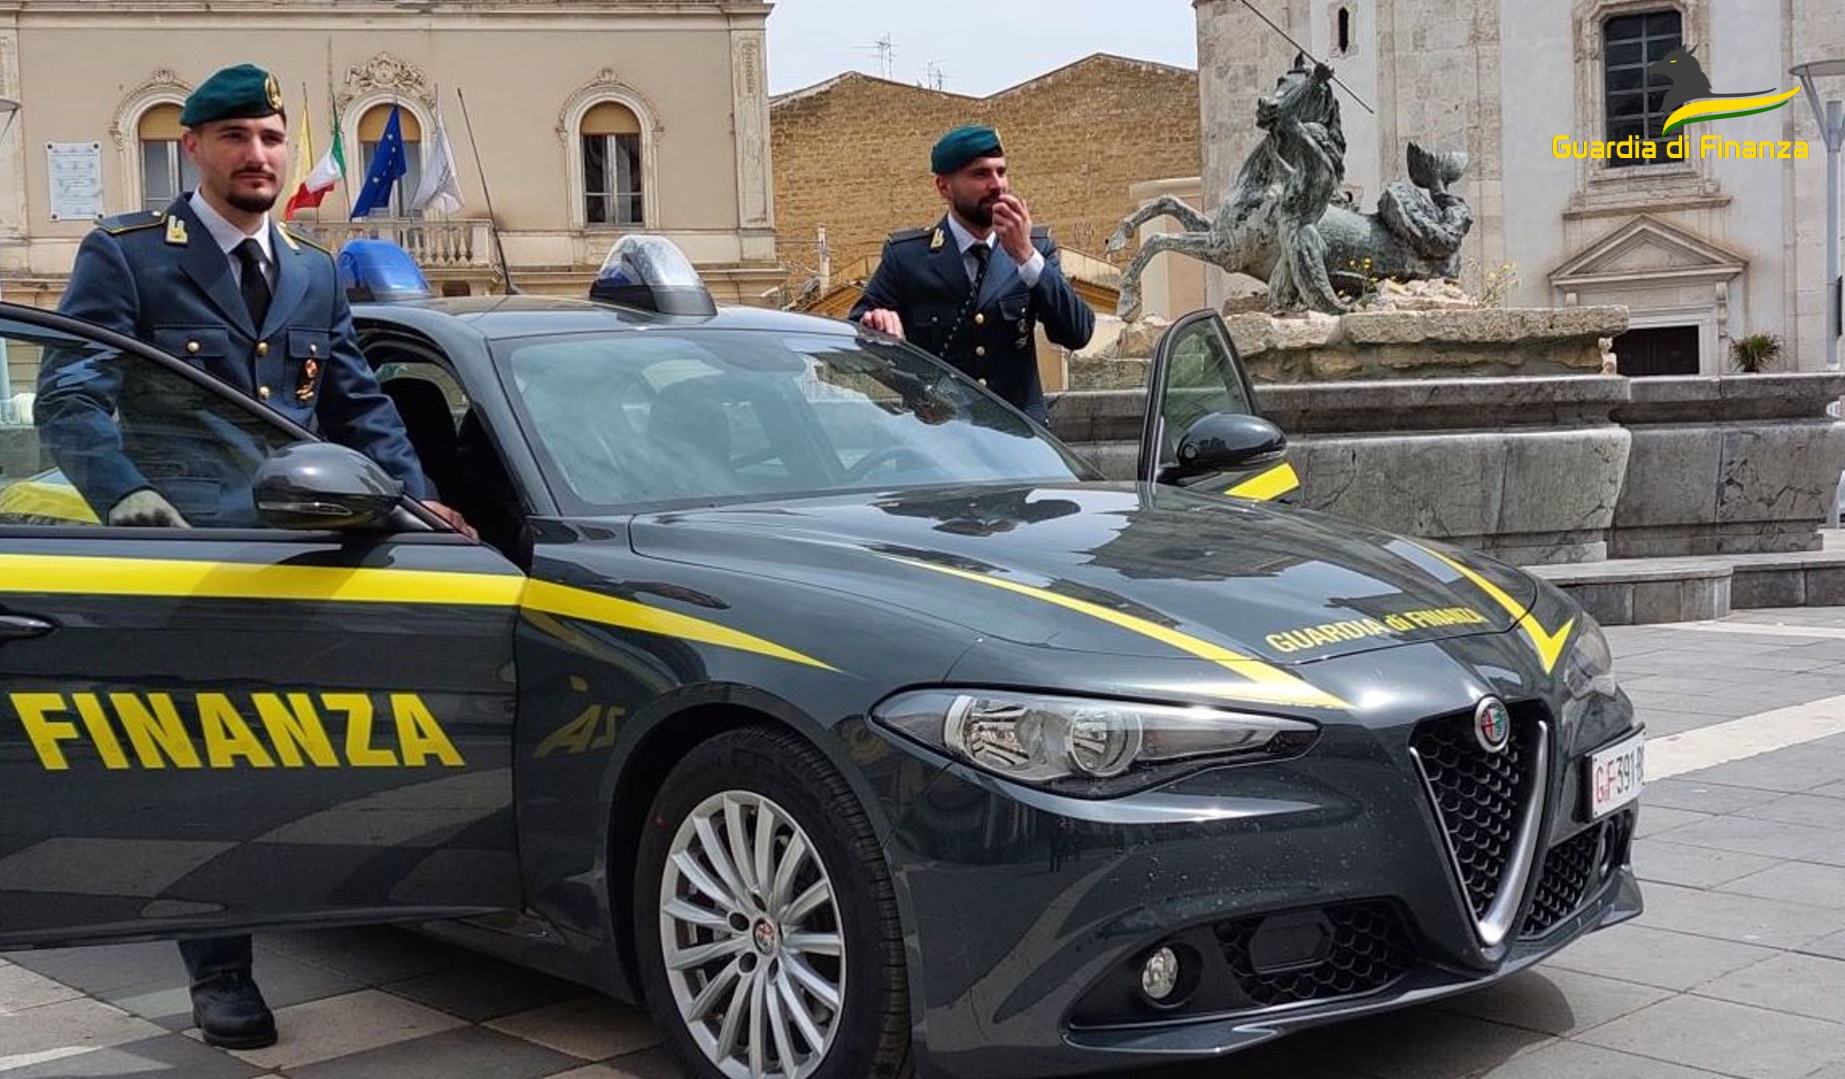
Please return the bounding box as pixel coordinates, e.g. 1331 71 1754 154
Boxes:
1194 0 1843 373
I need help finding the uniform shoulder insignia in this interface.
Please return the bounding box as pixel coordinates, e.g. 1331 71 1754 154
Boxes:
95 209 166 236
281 224 329 256
886 227 930 244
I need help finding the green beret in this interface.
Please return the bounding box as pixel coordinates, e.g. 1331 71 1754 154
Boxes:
931 124 1003 174
180 64 285 127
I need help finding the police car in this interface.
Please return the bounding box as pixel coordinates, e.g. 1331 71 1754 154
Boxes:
0 239 1642 1079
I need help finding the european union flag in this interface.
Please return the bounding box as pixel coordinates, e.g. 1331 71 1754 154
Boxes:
350 105 406 219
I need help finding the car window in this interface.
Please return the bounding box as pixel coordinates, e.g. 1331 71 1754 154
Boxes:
1160 321 1254 462
491 329 1091 511
4 316 300 528
372 357 471 502
375 360 468 416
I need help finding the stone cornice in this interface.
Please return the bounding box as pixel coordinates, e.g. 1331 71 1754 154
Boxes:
9 1 770 14
555 68 666 139
1550 214 1748 288
105 67 192 149
338 51 436 110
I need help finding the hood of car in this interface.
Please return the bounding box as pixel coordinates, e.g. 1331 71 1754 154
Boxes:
625 483 1538 667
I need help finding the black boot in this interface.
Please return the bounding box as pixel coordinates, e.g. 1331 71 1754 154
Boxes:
190 969 277 1050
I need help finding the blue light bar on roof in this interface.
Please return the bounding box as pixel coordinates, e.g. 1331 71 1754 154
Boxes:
338 239 434 303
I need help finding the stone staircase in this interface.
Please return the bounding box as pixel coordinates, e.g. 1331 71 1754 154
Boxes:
1529 530 1845 625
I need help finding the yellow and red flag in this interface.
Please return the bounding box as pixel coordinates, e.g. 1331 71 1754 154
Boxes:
285 93 345 219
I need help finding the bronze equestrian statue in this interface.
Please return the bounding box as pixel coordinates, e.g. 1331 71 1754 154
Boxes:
1106 55 1473 316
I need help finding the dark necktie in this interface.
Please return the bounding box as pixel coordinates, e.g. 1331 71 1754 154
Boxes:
967 241 991 296
233 238 271 334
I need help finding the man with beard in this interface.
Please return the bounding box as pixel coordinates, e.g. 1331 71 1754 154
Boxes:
851 125 1093 426
38 63 470 1049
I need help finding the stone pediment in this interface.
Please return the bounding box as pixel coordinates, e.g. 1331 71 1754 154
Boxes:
1550 215 1746 287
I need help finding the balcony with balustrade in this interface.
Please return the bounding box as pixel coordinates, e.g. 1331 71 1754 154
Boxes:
289 216 501 290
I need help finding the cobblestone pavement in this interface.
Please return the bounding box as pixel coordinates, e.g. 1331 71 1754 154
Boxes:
6 607 1845 1079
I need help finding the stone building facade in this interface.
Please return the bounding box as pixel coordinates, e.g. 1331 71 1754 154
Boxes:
770 54 1200 296
1192 0 1844 373
0 0 779 327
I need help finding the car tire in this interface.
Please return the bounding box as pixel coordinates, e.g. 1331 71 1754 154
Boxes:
634 726 911 1079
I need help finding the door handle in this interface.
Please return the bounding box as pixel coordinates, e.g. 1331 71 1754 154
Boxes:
0 614 54 640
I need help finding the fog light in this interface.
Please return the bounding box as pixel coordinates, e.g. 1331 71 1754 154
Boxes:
1140 946 1180 1001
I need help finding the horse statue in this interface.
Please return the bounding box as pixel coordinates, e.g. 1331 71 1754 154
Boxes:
1106 55 1474 317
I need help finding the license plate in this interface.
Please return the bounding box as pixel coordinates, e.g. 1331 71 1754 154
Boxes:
1586 732 1645 819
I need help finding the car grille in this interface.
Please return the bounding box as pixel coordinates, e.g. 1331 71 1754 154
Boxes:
1521 818 1618 938
1409 707 1541 922
1213 900 1415 1008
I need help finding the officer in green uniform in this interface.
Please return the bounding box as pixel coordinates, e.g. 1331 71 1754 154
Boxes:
850 125 1094 427
39 64 471 533
37 62 468 1051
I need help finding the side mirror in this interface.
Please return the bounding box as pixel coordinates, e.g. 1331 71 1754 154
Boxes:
253 442 404 530
1171 413 1288 477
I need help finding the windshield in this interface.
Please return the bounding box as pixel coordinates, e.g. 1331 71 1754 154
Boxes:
489 328 1092 511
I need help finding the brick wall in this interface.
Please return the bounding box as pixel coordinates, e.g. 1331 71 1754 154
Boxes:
771 54 1200 291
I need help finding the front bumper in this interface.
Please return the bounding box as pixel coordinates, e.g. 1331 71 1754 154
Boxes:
877 700 1643 1079
1062 868 1640 1061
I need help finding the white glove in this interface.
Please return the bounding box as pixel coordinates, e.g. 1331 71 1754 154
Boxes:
108 489 190 528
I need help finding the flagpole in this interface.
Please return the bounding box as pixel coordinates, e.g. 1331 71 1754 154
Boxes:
435 85 449 222
328 36 350 223
287 81 313 224
455 86 516 293
428 84 440 221
337 92 350 222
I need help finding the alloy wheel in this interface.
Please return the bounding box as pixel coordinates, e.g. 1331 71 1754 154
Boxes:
658 789 845 1079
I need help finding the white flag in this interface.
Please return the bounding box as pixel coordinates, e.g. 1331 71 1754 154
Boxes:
410 108 465 216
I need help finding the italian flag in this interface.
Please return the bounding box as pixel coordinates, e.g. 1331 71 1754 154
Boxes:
285 96 345 219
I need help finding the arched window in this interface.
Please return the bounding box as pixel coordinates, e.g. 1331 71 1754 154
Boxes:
138 104 197 212
581 101 643 226
1336 7 1353 55
357 104 424 217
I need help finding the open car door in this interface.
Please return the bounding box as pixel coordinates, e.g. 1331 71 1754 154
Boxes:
0 303 523 950
1135 309 1301 503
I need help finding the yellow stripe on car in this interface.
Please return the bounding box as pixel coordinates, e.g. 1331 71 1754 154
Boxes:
888 557 1349 710
1414 545 1574 673
1225 461 1300 502
0 553 832 671
522 580 836 671
0 479 99 524
0 552 526 605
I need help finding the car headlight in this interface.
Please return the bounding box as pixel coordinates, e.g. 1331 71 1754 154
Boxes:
1562 615 1618 700
871 689 1319 797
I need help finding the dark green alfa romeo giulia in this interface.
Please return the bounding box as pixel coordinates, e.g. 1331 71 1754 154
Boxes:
0 239 1642 1079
